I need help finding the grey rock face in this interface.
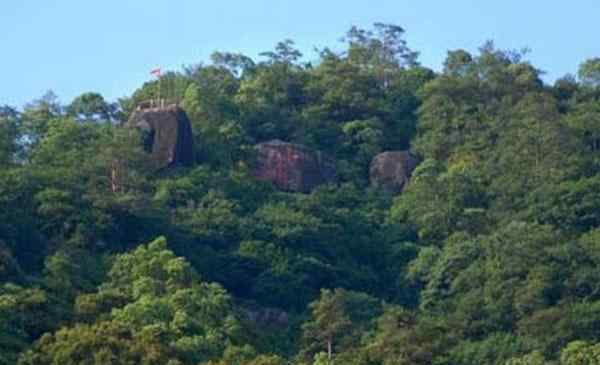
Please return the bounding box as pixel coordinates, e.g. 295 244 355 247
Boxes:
127 106 194 169
370 151 419 193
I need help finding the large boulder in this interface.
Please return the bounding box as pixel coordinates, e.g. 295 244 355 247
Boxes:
252 140 336 193
127 105 194 168
370 151 418 193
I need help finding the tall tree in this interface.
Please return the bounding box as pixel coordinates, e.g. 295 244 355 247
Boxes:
578 58 600 88
0 106 21 165
67 92 116 122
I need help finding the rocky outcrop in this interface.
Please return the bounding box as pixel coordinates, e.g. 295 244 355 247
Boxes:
370 151 418 193
127 105 194 169
252 140 336 193
243 307 289 329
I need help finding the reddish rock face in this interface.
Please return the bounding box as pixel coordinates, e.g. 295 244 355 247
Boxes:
370 151 419 193
127 106 194 169
253 140 336 193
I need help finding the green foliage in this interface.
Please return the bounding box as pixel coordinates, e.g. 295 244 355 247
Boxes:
3 23 600 365
505 351 548 365
20 90 62 148
449 332 526 365
300 288 381 362
25 237 240 364
579 58 600 87
561 341 600 365
0 105 22 165
201 345 286 365
0 284 49 365
360 305 453 365
18 320 176 365
66 92 116 122
390 158 488 242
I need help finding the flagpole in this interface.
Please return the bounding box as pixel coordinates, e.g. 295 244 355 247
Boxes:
150 68 162 107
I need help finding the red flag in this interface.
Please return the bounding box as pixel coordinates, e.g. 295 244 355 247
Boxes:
150 68 161 77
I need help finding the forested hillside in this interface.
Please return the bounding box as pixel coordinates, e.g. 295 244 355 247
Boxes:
2 23 600 364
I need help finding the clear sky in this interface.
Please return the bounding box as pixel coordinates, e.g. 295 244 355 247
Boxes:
1 0 599 108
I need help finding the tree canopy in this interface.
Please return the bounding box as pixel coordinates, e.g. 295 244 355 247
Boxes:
2 22 600 364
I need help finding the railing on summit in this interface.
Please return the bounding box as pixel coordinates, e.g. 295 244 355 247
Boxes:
136 99 180 111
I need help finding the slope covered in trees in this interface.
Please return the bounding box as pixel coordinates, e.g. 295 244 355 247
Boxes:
2 23 600 364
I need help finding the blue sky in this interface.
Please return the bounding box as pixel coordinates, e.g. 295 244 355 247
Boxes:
1 0 599 108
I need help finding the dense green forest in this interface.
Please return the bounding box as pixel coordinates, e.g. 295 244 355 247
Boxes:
2 23 600 364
